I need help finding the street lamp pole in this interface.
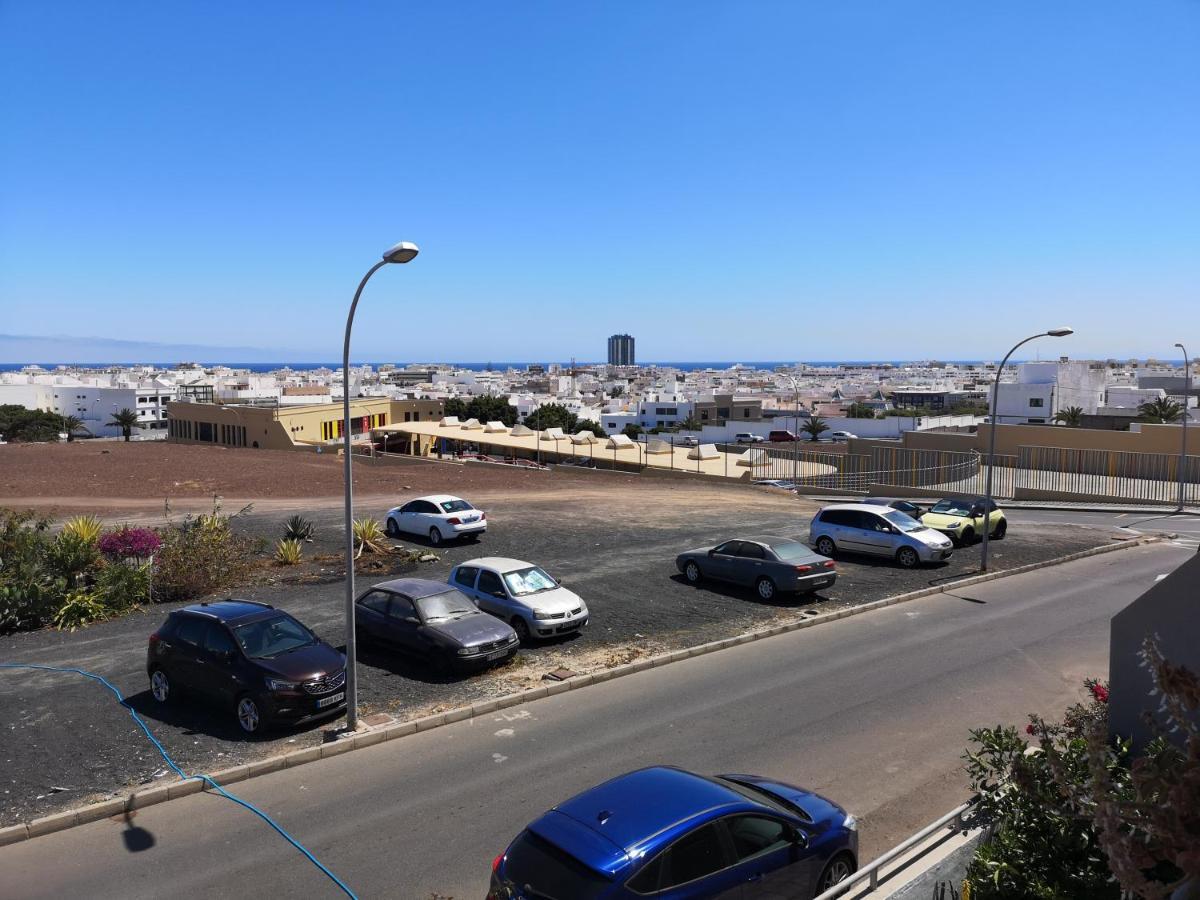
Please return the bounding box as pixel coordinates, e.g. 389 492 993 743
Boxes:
1176 342 1190 511
342 241 419 732
980 327 1073 572
788 374 801 488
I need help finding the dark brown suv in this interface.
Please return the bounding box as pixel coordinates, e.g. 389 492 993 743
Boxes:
146 600 346 734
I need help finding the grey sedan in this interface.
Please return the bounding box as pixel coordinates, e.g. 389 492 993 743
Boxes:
676 536 837 601
354 578 519 670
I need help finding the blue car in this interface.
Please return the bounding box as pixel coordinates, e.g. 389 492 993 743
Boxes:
488 766 858 899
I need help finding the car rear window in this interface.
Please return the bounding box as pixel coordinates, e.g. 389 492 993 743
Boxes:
439 499 473 513
503 830 610 900
768 541 812 561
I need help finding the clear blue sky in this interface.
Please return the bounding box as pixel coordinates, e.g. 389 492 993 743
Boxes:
2 2 1197 363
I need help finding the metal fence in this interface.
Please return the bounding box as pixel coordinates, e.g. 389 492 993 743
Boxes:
752 446 992 496
1016 446 1200 505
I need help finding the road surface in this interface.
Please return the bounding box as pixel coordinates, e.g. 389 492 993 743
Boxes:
0 542 1189 899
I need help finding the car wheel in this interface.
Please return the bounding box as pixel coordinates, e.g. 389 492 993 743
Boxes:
896 546 920 568
385 517 399 537
511 617 532 644
429 527 442 546
755 577 777 601
149 667 172 704
961 527 975 545
685 561 702 584
818 853 856 891
236 695 263 735
992 520 1007 539
815 536 836 558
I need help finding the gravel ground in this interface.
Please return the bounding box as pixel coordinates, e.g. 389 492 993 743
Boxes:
0 446 1119 826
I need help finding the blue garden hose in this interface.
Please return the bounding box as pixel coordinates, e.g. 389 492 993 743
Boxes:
0 662 357 899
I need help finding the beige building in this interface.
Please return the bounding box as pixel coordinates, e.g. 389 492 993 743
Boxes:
694 393 763 425
166 398 443 450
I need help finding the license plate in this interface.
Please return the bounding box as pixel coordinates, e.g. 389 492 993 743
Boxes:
816 578 833 587
317 692 345 709
486 649 508 661
464 516 479 523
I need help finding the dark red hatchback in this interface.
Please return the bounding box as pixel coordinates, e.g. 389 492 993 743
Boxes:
146 600 346 734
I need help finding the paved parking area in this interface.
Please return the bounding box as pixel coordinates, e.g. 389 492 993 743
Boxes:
0 476 1115 826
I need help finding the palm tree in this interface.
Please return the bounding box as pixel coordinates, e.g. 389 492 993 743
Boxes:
58 415 89 442
680 414 700 431
845 402 876 419
1137 397 1184 424
108 408 142 442
801 416 828 442
1052 406 1084 427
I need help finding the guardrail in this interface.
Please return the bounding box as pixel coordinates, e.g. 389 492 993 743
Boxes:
812 799 977 900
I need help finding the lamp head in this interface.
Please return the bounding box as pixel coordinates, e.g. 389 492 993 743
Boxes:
1175 343 1185 350
1046 327 1074 337
382 241 420 264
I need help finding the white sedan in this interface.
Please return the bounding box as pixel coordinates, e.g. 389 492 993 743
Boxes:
449 557 589 642
384 494 486 545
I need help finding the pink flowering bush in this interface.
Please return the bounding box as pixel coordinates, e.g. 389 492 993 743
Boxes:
98 527 161 559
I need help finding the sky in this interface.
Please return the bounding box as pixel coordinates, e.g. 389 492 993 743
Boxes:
1 2 1198 363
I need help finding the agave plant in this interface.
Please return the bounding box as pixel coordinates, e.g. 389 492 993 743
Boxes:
283 515 316 542
274 538 304 566
52 589 110 631
352 518 388 557
60 515 104 545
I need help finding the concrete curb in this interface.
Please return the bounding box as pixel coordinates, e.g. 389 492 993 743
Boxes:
0 536 1161 849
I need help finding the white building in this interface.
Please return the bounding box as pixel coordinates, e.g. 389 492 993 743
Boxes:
991 360 1108 425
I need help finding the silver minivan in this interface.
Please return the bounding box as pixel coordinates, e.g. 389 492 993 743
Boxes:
809 503 954 568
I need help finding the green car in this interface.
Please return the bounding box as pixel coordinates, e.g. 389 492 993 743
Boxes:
920 496 1007 546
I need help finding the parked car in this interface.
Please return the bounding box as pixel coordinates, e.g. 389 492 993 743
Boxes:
676 536 836 600
920 496 1007 546
680 436 699 447
827 430 857 441
489 765 858 900
383 494 486 545
768 429 798 442
450 557 589 643
734 432 765 444
754 479 797 490
147 600 346 735
809 503 954 568
355 578 519 670
862 497 925 519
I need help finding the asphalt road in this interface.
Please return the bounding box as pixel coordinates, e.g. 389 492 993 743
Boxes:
2 541 1188 900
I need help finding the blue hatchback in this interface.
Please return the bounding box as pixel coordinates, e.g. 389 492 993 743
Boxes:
488 766 858 899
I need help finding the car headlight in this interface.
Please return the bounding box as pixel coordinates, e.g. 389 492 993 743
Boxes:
533 612 556 621
844 814 858 832
456 647 474 656
265 677 299 691
945 522 960 528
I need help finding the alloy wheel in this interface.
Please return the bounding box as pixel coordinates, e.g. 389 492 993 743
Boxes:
150 669 170 703
429 527 442 546
237 697 261 734
685 562 701 583
756 578 776 600
898 547 918 568
821 857 853 888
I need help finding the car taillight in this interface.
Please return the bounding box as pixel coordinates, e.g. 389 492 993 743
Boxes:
823 560 836 568
446 517 462 525
795 565 812 572
492 852 504 873
480 512 486 520
148 633 161 650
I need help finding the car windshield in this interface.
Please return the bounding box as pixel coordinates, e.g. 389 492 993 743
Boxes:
415 589 478 622
931 499 973 516
883 511 925 532
439 499 473 513
768 541 813 561
234 614 315 658
503 566 557 596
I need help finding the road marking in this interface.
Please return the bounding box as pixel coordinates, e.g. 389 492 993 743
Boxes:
494 728 514 738
493 709 533 723
1115 514 1127 519
491 753 508 764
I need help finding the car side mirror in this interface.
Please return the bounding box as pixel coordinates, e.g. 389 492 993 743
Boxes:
708 549 717 557
492 590 506 599
787 826 809 848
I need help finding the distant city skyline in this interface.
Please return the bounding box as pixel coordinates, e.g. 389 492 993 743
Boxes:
2 4 1198 360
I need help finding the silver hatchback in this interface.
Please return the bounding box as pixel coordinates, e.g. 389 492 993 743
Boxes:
809 503 954 568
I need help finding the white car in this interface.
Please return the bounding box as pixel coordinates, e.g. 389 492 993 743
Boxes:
384 494 486 545
449 557 589 642
734 433 765 444
827 431 857 441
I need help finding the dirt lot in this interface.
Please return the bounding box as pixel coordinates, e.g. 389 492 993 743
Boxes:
0 442 1118 826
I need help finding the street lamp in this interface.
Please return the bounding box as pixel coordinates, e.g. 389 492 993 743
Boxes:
786 374 801 488
342 240 419 732
980 327 1073 572
1176 342 1191 511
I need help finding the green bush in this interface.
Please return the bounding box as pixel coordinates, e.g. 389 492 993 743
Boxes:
963 684 1123 899
0 509 67 633
46 532 100 586
95 560 151 612
152 512 258 602
52 588 111 631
